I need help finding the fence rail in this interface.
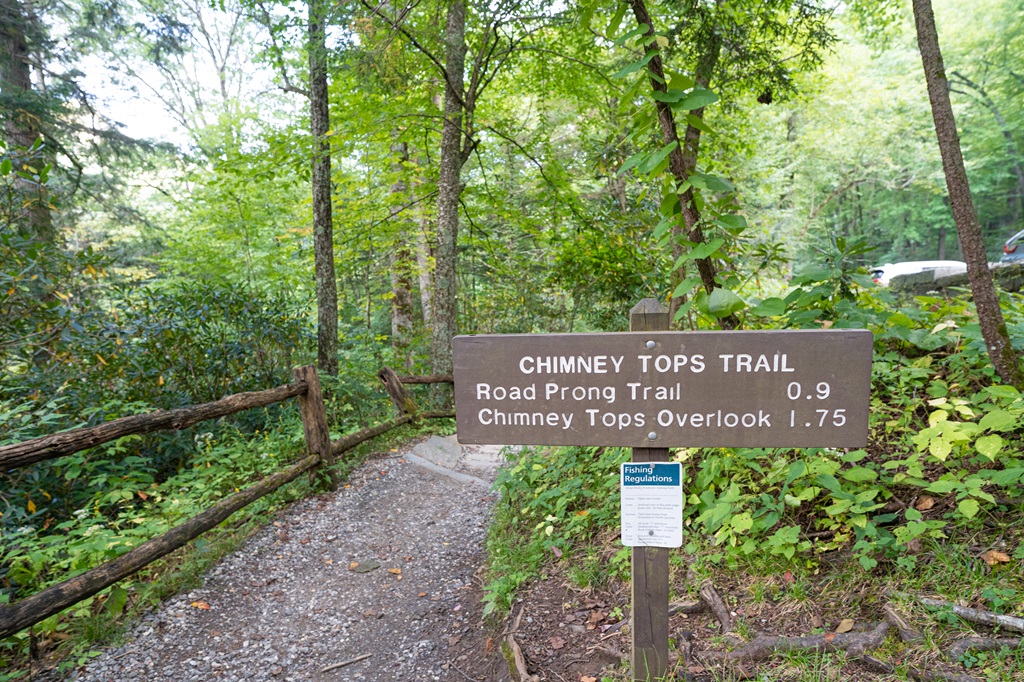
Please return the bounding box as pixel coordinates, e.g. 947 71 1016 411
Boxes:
0 365 454 640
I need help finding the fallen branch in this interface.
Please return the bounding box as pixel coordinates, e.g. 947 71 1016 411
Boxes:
669 600 706 616
884 603 924 643
504 633 538 682
915 595 1024 633
319 653 372 673
856 654 895 674
699 583 733 633
947 636 1023 662
908 669 980 682
698 621 889 663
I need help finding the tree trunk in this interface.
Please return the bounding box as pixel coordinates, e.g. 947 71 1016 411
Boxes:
389 138 415 369
0 0 52 241
308 0 338 376
429 0 467 405
627 0 737 330
912 0 1023 387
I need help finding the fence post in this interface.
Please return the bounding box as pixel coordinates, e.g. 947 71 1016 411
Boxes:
377 366 417 416
630 298 671 681
293 365 337 490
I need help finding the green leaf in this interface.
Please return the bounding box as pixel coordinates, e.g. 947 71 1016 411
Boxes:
106 586 128 617
929 437 952 461
985 385 1020 400
694 172 733 193
926 479 958 494
749 297 785 317
652 214 675 241
617 150 647 176
0 158 11 175
637 141 677 174
606 2 628 37
578 0 597 28
671 276 701 298
842 466 878 483
650 89 688 103
731 512 754 533
979 410 1017 432
689 238 725 260
716 214 749 232
975 434 1004 460
613 25 650 48
957 498 980 519
990 467 1024 486
674 88 719 111
707 287 745 318
684 113 715 134
905 508 923 521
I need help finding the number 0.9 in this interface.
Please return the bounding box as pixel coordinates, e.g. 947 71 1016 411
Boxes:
787 382 832 399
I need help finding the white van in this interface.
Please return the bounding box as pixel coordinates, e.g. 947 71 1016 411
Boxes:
870 261 967 286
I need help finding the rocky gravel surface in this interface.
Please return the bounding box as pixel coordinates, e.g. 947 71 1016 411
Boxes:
40 438 508 682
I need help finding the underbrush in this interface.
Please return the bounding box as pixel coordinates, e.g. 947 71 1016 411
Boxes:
483 285 1024 679
0 415 452 679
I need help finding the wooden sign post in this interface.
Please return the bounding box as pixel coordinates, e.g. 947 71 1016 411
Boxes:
453 299 873 681
628 299 671 681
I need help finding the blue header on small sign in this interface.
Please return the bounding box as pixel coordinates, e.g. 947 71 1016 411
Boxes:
622 463 681 486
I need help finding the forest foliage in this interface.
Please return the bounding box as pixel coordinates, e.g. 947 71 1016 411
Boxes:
1 0 1024 672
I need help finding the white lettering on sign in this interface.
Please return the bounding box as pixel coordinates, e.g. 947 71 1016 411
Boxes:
454 331 872 448
518 355 625 374
478 408 574 430
718 353 794 372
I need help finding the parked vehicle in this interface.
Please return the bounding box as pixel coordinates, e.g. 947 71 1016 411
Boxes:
1001 228 1024 263
870 261 967 286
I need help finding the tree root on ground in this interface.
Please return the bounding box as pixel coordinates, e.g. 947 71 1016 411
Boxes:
906 669 981 682
946 636 1023 662
698 583 733 634
913 595 1024 633
696 621 889 663
884 602 924 643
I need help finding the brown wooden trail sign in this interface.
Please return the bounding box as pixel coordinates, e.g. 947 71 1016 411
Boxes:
453 299 873 681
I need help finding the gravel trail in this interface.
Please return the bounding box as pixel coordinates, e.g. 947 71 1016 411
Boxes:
41 436 508 682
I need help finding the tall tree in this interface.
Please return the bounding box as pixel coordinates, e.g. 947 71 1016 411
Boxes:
0 0 52 240
251 0 339 375
308 0 338 376
912 0 1023 386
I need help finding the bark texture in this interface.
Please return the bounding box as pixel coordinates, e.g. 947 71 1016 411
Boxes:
389 139 415 367
309 0 338 376
912 0 1023 386
0 0 52 240
428 0 467 405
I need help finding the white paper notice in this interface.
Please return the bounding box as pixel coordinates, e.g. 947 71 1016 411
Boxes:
620 462 683 548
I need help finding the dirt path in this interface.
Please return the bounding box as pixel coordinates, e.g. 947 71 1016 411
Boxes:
41 436 511 682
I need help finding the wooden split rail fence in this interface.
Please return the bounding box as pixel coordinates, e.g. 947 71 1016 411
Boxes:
0 365 454 640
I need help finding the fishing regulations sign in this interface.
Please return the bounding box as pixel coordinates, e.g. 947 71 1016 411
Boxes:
453 329 872 448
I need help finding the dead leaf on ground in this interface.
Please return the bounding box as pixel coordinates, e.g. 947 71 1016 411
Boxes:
982 550 1011 566
387 568 402 575
580 676 597 682
836 618 854 633
485 637 494 654
916 496 936 511
550 636 566 650
824 632 836 643
190 600 211 610
418 592 427 598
